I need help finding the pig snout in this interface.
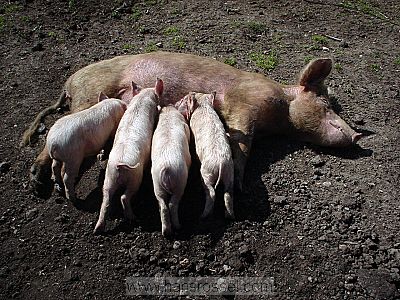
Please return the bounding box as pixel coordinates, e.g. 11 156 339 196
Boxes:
321 112 363 147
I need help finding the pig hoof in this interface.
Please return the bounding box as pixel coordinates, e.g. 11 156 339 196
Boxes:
54 183 64 194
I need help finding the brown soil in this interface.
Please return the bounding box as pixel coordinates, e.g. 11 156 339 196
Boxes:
0 0 399 299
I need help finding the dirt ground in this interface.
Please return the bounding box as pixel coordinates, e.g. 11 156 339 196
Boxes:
1 0 399 299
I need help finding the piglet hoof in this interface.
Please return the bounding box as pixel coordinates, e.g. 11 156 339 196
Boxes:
224 210 235 220
93 223 105 235
97 150 105 162
54 183 64 194
161 227 173 238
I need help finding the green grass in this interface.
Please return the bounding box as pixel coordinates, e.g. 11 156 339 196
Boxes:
20 16 30 22
339 0 388 21
4 4 21 14
370 63 381 72
163 26 179 36
145 42 158 52
311 34 328 45
334 63 343 72
68 0 76 10
48 31 57 37
122 44 134 50
172 36 185 49
0 16 5 30
129 8 142 21
249 50 278 71
304 56 314 64
395 57 400 65
224 57 237 66
246 21 266 34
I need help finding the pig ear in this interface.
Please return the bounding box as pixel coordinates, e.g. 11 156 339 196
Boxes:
155 78 164 98
299 58 332 90
98 92 109 102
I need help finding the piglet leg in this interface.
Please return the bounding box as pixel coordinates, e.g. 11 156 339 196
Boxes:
94 185 117 234
200 173 216 219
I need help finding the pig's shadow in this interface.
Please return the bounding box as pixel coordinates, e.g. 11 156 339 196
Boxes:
75 129 373 242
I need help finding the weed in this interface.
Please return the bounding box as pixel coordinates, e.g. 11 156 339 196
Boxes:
4 4 21 14
172 36 185 49
21 16 30 22
145 42 158 52
370 63 381 73
130 8 142 21
246 21 266 34
123 44 134 50
144 0 158 5
311 34 328 45
68 0 76 10
48 31 57 38
304 56 314 64
224 57 237 66
395 57 400 65
249 50 278 71
334 63 343 72
0 16 5 30
339 0 391 22
163 26 179 36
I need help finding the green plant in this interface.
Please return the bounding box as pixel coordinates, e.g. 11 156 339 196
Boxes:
249 50 278 71
224 57 237 66
48 31 57 37
246 21 266 34
4 4 21 14
163 26 179 36
311 34 328 45
145 42 158 52
123 44 134 50
21 16 30 22
339 0 388 21
68 0 76 10
304 56 314 64
0 16 5 30
334 63 343 72
370 63 381 72
172 36 185 49
395 57 400 65
144 0 157 5
129 8 142 21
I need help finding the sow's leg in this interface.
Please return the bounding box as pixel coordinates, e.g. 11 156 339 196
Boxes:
30 144 54 198
225 110 255 192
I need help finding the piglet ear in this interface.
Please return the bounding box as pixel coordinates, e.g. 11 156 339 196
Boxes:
209 91 216 107
131 81 141 96
98 91 109 102
155 78 164 98
299 58 332 90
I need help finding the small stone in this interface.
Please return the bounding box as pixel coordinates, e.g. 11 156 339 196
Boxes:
308 276 313 282
353 114 365 125
339 40 349 48
273 195 287 205
223 264 231 272
32 42 44 51
322 181 332 187
239 244 250 257
234 233 243 241
195 261 205 273
25 208 38 220
172 241 181 249
37 123 46 134
0 162 10 174
311 155 325 167
179 258 190 269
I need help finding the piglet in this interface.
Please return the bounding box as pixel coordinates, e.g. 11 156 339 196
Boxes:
182 92 235 220
94 78 163 234
46 97 127 201
151 105 191 237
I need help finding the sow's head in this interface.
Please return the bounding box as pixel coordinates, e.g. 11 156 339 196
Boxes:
288 58 362 147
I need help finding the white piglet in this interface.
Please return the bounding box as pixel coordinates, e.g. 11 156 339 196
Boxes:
46 97 127 201
94 78 163 234
151 105 191 237
182 92 235 220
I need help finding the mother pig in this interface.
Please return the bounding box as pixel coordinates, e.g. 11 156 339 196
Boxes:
23 51 362 194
